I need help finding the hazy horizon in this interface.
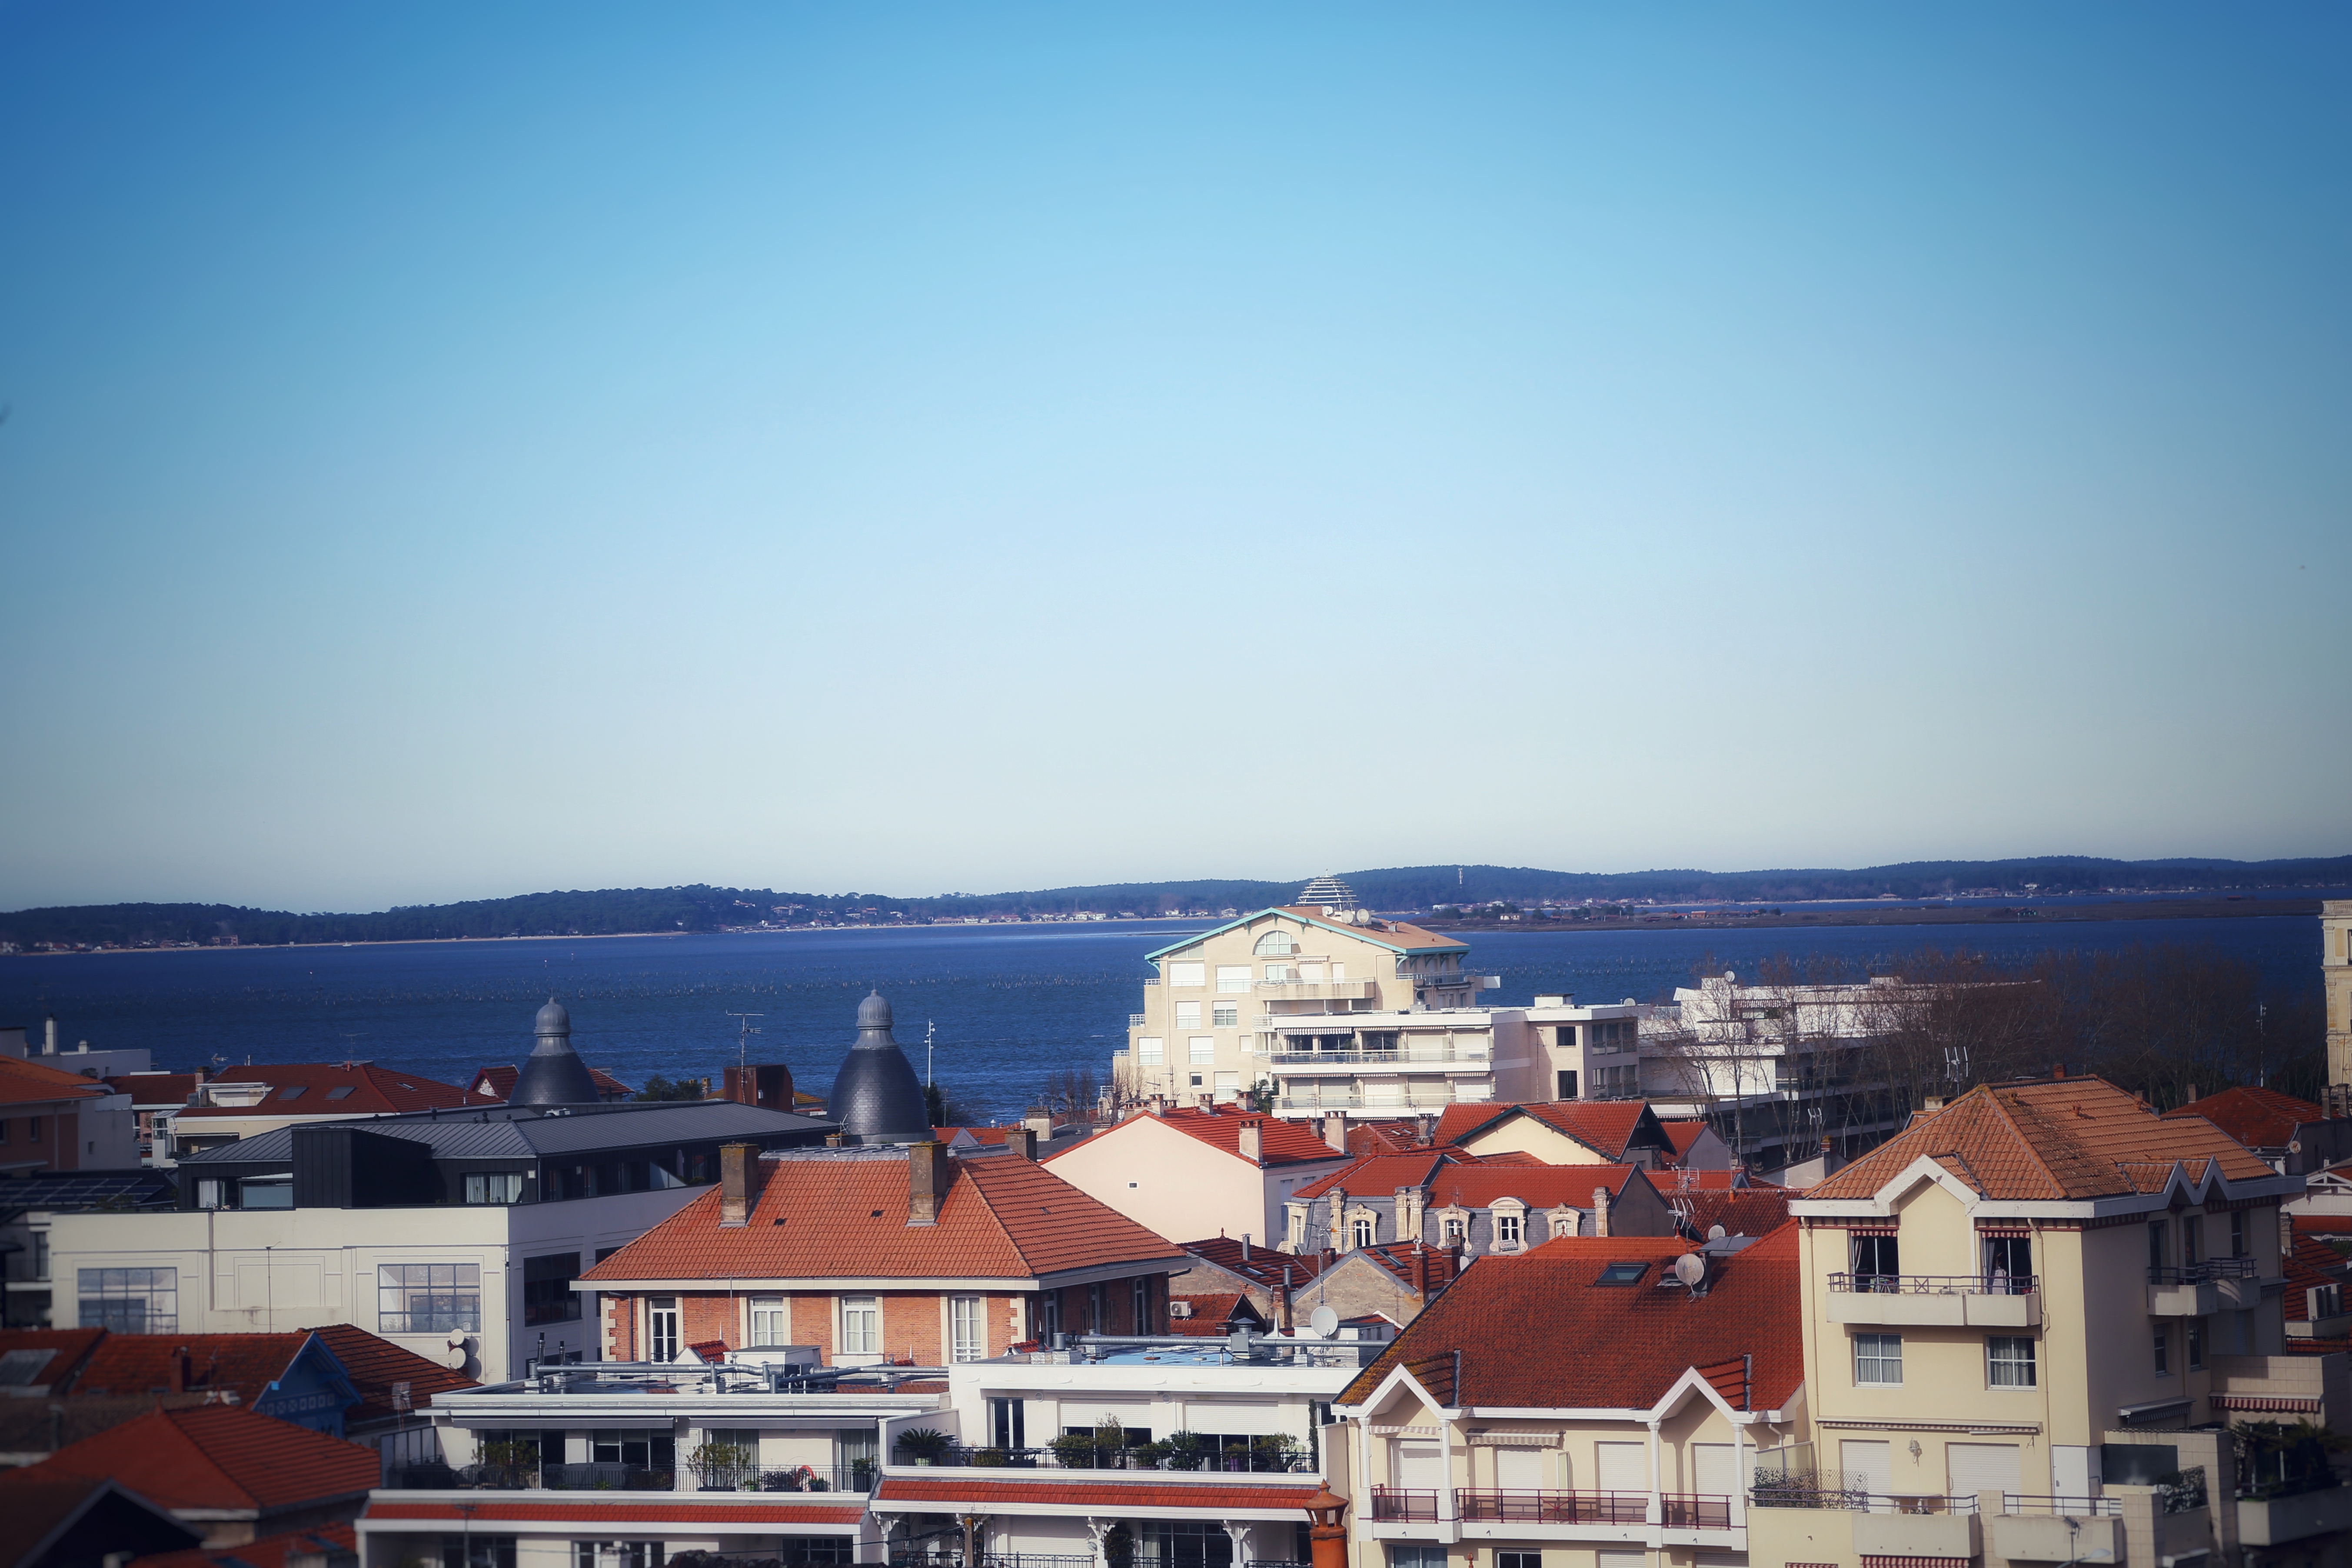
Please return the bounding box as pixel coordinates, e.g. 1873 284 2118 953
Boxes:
3 4 2345 913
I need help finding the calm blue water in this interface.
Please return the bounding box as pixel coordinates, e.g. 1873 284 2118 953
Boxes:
0 915 2323 1122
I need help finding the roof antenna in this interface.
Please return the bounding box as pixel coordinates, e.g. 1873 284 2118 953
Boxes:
726 1011 764 1075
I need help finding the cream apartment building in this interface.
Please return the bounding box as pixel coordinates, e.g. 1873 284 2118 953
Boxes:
1117 896 1648 1121
1760 1074 2337 1568
2327 900 2352 1089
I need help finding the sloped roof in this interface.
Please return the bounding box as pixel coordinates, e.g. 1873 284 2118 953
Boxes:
130 1521 355 1568
1502 1102 1672 1161
176 1062 471 1119
0 1169 178 1216
1425 1164 1652 1212
1144 907 1466 962
1339 1225 1803 1412
1661 1119 1715 1160
1345 1120 1429 1156
176 1098 825 1166
1667 1188 1795 1241
582 1148 1186 1285
0 1475 200 1568
27 1406 379 1513
0 1055 113 1108
0 1329 107 1392
468 1064 632 1103
1432 1104 1511 1145
2161 1085 2329 1151
106 1072 205 1108
1346 1241 1461 1294
1293 1149 1483 1201
1804 1077 2277 1203
303 1325 477 1426
1168 1293 1267 1336
1181 1237 1330 1289
70 1332 307 1400
1062 1106 1343 1169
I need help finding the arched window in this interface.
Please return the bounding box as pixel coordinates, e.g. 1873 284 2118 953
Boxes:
1351 1216 1376 1250
1254 930 1297 956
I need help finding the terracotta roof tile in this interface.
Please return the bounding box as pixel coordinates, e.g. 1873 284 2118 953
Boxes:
26 1405 379 1512
0 1328 107 1390
303 1324 478 1425
1181 1238 1329 1288
1168 1294 1264 1335
176 1063 470 1119
1665 1188 1795 1240
469 1064 632 1103
1805 1077 2276 1202
1432 1105 1510 1146
1340 1225 1802 1411
0 1055 113 1107
2161 1085 2329 1151
1293 1150 1479 1201
70 1332 308 1401
1424 1164 1653 1212
1661 1120 1712 1159
582 1148 1186 1285
1115 1106 1347 1167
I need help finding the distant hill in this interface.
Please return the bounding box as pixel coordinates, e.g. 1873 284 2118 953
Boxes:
5 855 2347 950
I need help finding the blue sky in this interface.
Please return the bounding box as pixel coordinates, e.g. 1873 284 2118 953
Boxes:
1 3 2345 911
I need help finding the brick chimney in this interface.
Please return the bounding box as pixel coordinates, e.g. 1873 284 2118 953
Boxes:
1321 1112 1347 1153
719 1142 762 1227
1238 1120 1263 1165
1005 1127 1037 1161
1592 1185 1611 1238
908 1141 951 1227
168 1347 189 1394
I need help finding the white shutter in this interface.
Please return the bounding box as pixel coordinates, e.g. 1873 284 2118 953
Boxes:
1497 1447 1546 1489
1396 1439 1446 1488
1946 1442 2022 1498
1693 1443 1737 1497
1597 1551 1647 1568
1840 1439 1893 1493
1167 962 1205 987
1596 1441 1647 1491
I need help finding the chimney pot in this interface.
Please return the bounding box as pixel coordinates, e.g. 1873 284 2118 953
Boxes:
719 1142 762 1226
908 1141 951 1226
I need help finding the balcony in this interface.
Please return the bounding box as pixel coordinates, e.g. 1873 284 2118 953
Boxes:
1269 1046 1489 1069
1277 1087 1489 1114
2239 1484 2352 1545
1456 1489 1650 1525
1257 980 1375 1001
2148 1257 2258 1315
1989 1498 2121 1563
1825 1273 2041 1328
1371 1488 1441 1522
927 1444 1310 1474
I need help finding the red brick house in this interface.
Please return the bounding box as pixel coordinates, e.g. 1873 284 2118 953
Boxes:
580 1141 1189 1366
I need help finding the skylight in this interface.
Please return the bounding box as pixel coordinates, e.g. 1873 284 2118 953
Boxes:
1596 1261 1649 1285
325 1086 355 1100
277 1085 307 1100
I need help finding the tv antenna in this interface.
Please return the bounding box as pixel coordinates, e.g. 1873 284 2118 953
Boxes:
339 1031 366 1065
925 1020 938 1087
725 1011 764 1073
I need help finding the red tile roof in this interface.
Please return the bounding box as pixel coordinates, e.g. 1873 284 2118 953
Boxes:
2161 1085 2329 1151
1072 1106 1344 1168
0 1055 113 1107
1270 907 1465 952
106 1072 205 1107
1345 1121 1429 1156
0 1328 107 1390
303 1324 478 1426
366 1500 865 1524
0 1475 200 1566
2287 1234 2347 1323
1806 1078 2277 1202
468 1063 632 1103
582 1148 1187 1285
1181 1237 1330 1288
70 1332 307 1400
1348 1241 1461 1294
1340 1225 1803 1411
26 1405 380 1513
1168 1293 1266 1336
1432 1104 1509 1146
1667 1188 1795 1241
1504 1102 1668 1161
875 1476 1327 1511
1661 1119 1713 1159
1424 1164 1652 1212
1292 1149 1483 1201
176 1062 471 1119
131 1521 355 1568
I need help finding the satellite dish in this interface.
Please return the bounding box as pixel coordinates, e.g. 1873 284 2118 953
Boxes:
1707 1224 1727 1241
1308 1305 1340 1339
446 1330 468 1348
1674 1253 1707 1288
442 1345 469 1370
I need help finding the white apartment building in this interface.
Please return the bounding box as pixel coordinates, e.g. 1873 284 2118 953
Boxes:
1116 894 1649 1121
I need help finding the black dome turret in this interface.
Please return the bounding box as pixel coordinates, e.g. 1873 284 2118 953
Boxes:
512 995 601 1106
828 989 928 1144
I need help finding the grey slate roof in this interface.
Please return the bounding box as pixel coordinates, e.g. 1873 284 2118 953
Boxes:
176 1099 831 1166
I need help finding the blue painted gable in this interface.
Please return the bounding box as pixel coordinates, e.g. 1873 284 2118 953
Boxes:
249 1333 362 1437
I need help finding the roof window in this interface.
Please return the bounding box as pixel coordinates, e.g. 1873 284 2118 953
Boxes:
1596 1261 1650 1285
277 1086 307 1101
325 1086 355 1100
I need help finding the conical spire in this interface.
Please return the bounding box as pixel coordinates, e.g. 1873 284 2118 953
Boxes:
828 989 929 1144
512 995 601 1106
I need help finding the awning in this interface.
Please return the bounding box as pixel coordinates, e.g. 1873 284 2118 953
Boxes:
2118 1397 2194 1426
1843 1223 1900 1236
1860 1558 1972 1568
2212 1395 2322 1414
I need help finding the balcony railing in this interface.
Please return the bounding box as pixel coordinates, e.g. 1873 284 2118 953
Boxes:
2003 1494 2122 1517
1456 1489 1650 1524
928 1445 1310 1473
393 1461 872 1493
2150 1259 2258 1285
1371 1488 1440 1521
1270 1048 1487 1067
1659 1494 1735 1528
1751 1471 1979 1514
1257 980 1374 1000
1829 1273 2039 1296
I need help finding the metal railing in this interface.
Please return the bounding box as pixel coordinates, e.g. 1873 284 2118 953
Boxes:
1456 1489 1650 1524
1750 1473 1979 1514
1269 1048 1488 1067
930 1444 1308 1473
1277 1091 1489 1112
2149 1259 2258 1285
2003 1494 2122 1517
396 1461 680 1491
696 1465 871 1493
1659 1493 1734 1528
1828 1273 2039 1296
1371 1487 1440 1521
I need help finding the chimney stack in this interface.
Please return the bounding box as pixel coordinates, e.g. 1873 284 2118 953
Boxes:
43 1017 57 1055
1238 1120 1263 1165
1005 1127 1037 1161
908 1141 951 1226
719 1142 761 1227
1321 1112 1347 1153
1592 1185 1611 1238
1277 1266 1294 1332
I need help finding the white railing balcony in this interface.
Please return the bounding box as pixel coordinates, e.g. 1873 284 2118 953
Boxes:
1826 1273 2039 1328
1256 980 1374 1000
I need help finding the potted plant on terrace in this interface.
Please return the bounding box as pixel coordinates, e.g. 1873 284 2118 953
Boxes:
894 1428 953 1467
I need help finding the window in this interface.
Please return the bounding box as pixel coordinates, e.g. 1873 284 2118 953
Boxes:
1216 965 1252 993
78 1267 176 1333
1132 1276 1151 1331
840 1295 878 1355
195 1179 222 1209
1387 1548 1446 1568
1596 1261 1648 1285
1254 931 1297 956
1495 1212 1524 1246
1189 1037 1215 1065
277 1085 307 1101
1037 1291 1062 1342
1442 1216 1466 1243
950 1296 983 1362
240 1175 293 1208
523 1252 581 1326
574 1545 661 1568
647 1296 681 1361
1557 1070 1579 1099
1212 1004 1239 1028
2149 1220 2170 1273
2183 1215 2205 1267
1851 1234 1900 1288
1136 1037 1164 1065
1987 1336 2036 1388
1498 1555 1543 1568
380 1265 481 1335
1263 964 1294 982
1167 962 1206 987
1983 1234 2032 1288
989 1396 1027 1449
1351 1216 1375 1249
1140 1521 1228 1568
589 1429 675 1468
326 1085 355 1100
1175 1001 1202 1030
433 1535 516 1568
1087 1282 1106 1333
2232 1209 2248 1258
1213 1071 1239 1099
750 1297 787 1345
776 1541 854 1568
31 1233 47 1282
1854 1332 1903 1386
466 1172 525 1205
27 1118 41 1140
2188 1318 2206 1370
2153 1327 2171 1376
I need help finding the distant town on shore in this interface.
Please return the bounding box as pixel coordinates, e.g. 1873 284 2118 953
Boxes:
4 853 2349 954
